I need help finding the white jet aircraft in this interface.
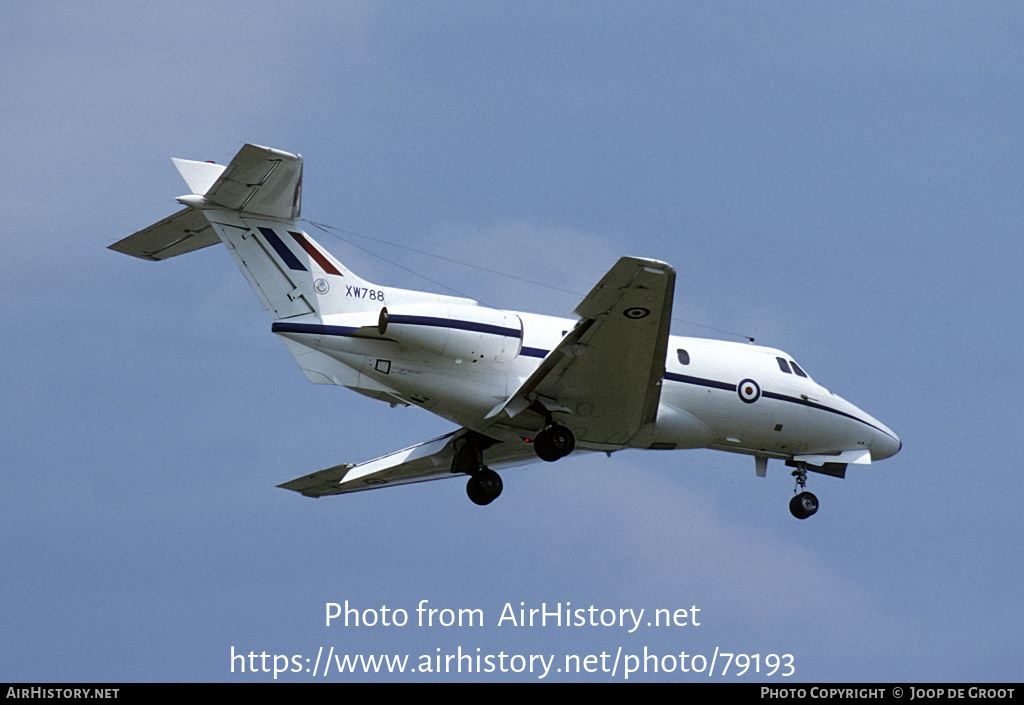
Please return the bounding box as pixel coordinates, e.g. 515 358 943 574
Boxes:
111 144 900 519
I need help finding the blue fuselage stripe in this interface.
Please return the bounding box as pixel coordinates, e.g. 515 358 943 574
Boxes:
388 315 522 339
663 372 893 439
760 390 893 437
664 372 736 392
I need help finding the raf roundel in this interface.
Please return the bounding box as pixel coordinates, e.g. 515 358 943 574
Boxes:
738 378 761 404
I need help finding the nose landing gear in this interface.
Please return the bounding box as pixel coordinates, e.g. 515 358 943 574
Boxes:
789 463 819 520
789 491 819 519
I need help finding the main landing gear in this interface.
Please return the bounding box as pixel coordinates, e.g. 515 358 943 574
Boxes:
789 463 819 520
452 432 504 506
533 424 575 462
530 403 576 462
466 468 503 506
452 418 577 505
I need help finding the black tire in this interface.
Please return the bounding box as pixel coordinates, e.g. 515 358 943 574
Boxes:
789 491 819 519
466 469 503 505
534 425 575 462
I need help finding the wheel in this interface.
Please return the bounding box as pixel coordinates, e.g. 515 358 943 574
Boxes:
789 491 819 519
533 425 575 462
466 469 503 505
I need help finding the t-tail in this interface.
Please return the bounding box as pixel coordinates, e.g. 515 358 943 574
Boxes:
109 143 385 321
110 144 400 385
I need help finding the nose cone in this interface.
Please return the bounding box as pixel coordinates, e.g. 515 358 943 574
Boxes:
871 422 901 461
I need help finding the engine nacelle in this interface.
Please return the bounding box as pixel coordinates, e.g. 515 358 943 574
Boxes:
378 303 522 363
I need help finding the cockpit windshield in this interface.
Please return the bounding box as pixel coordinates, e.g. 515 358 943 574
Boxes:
777 356 810 380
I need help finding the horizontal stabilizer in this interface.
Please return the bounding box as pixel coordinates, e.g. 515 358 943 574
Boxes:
203 144 303 219
108 208 219 260
111 144 304 261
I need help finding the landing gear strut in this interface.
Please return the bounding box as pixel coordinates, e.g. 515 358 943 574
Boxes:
452 432 503 506
789 463 819 520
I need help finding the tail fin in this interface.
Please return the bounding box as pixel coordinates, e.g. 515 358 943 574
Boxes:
110 144 380 321
211 219 380 320
109 144 303 260
112 144 479 392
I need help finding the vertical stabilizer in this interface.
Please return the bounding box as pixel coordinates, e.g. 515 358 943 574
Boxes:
200 213 379 320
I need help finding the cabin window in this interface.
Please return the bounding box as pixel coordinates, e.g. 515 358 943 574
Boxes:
776 357 792 374
790 361 808 378
677 349 690 365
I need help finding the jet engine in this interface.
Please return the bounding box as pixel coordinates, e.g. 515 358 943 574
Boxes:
378 303 522 363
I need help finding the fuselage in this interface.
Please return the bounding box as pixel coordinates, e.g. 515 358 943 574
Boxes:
276 303 901 466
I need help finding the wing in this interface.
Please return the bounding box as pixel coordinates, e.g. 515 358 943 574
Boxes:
277 429 539 498
487 257 675 448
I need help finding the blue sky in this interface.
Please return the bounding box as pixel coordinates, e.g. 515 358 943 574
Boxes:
2 1 1021 682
